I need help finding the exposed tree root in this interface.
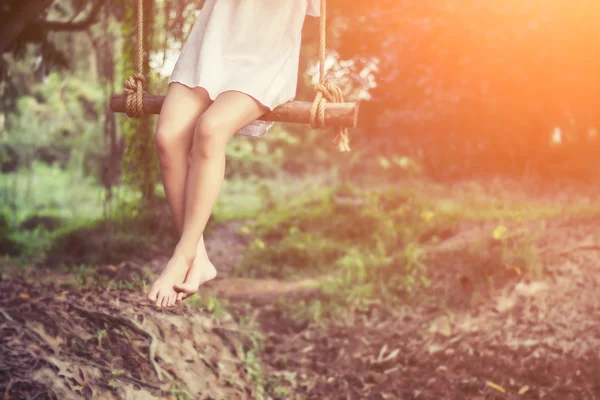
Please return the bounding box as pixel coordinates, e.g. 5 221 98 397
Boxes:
69 304 162 382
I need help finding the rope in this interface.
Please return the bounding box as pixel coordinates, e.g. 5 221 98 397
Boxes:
309 0 351 152
124 0 147 118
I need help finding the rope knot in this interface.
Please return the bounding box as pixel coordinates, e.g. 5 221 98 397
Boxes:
310 78 351 152
124 72 148 118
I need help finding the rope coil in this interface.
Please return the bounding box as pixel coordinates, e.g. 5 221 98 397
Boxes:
309 0 351 152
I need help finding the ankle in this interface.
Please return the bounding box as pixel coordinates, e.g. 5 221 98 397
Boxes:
172 247 195 263
195 249 210 264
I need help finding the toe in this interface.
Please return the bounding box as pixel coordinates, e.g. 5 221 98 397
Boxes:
176 292 184 303
155 292 163 308
168 294 176 307
161 294 170 308
148 287 158 302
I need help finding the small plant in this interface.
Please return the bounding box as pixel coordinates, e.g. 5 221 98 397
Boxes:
461 224 543 292
167 381 193 400
493 225 542 280
186 294 229 318
244 347 264 393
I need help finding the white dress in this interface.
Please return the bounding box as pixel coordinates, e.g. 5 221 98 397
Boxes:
168 0 320 137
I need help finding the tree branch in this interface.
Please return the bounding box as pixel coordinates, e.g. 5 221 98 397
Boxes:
40 0 104 32
0 0 54 54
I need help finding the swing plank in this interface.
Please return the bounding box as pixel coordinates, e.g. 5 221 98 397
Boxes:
110 94 359 128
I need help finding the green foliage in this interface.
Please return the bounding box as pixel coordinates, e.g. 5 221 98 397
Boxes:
0 162 105 223
211 178 267 223
0 71 106 177
0 207 22 256
0 162 166 264
186 294 229 319
237 184 456 324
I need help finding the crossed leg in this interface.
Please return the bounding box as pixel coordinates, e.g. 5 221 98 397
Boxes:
148 85 269 307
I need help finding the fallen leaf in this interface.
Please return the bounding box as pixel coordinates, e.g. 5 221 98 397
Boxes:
428 343 444 355
71 385 85 392
445 348 455 356
55 293 68 302
377 344 389 362
428 316 452 337
106 265 118 272
26 321 63 353
492 225 507 241
519 385 530 395
378 156 391 170
506 265 522 276
420 211 435 222
440 320 452 337
18 293 31 300
486 380 506 394
301 345 314 353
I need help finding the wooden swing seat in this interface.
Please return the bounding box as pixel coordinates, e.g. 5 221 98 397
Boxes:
110 94 358 128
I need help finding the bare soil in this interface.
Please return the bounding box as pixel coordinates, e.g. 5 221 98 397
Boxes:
0 275 258 400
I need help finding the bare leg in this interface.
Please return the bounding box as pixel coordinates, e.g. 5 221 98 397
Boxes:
147 83 212 307
172 91 269 302
154 82 212 232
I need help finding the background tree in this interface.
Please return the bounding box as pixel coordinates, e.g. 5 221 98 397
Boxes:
332 0 600 179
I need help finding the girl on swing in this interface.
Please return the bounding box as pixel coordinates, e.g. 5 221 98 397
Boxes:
147 0 321 307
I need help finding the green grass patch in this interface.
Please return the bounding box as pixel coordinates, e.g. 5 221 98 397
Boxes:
186 293 230 319
234 183 457 325
0 162 108 224
237 183 455 279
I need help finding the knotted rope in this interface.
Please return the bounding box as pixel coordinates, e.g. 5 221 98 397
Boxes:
309 0 351 152
124 0 148 118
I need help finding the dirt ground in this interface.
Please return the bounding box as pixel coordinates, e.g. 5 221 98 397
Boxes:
224 216 600 399
2 214 600 399
0 275 258 400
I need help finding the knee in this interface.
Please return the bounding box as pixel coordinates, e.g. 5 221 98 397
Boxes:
155 128 188 165
192 116 228 159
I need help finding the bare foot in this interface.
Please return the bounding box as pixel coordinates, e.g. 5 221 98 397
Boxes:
147 252 193 308
174 252 217 303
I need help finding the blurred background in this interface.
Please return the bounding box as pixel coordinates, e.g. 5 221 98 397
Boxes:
1 0 600 399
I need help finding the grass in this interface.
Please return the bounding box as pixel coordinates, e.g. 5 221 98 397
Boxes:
186 293 229 319
0 161 108 224
0 162 155 265
230 176 600 325
4 160 600 326
231 183 447 325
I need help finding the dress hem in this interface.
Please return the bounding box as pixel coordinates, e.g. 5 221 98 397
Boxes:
167 79 294 112
167 79 295 138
